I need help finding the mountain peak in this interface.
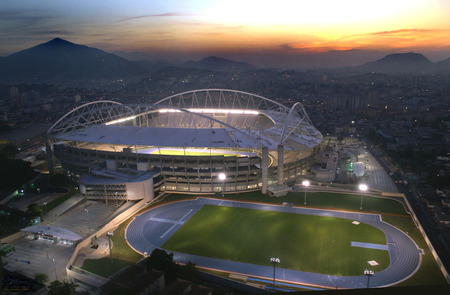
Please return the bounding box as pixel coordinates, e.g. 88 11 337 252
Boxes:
0 38 147 82
360 52 434 73
44 38 76 48
381 52 431 63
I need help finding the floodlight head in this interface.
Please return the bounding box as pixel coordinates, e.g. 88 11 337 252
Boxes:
359 184 368 191
270 257 281 263
218 173 226 180
302 180 310 187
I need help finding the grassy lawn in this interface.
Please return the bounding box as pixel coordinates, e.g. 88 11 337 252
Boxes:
80 257 133 278
168 191 408 215
162 205 389 276
80 217 144 278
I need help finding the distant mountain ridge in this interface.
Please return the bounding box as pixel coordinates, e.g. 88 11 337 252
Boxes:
358 52 441 73
183 56 255 72
0 38 148 83
0 38 448 84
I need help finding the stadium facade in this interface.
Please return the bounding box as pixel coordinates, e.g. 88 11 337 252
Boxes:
46 89 322 202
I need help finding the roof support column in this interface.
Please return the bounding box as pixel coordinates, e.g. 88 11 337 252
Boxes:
261 147 269 194
45 135 54 175
277 145 284 185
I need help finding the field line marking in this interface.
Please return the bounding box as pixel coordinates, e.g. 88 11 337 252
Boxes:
160 209 193 239
149 217 186 224
351 241 389 250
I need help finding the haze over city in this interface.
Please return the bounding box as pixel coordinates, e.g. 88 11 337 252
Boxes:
1 0 450 67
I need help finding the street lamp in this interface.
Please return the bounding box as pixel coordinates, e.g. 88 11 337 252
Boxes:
359 184 368 210
302 180 310 205
218 173 226 197
106 232 114 263
43 202 47 215
52 258 58 281
43 238 49 259
270 257 280 286
364 269 374 288
85 208 90 233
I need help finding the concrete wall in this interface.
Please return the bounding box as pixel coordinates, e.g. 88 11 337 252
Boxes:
126 178 153 201
0 231 23 244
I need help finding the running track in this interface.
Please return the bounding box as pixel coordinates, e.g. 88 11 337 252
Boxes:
125 198 422 289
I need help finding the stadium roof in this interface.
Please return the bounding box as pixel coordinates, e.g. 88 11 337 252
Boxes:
58 124 262 149
48 89 322 151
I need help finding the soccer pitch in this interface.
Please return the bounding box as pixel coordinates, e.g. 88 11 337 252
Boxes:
162 205 390 276
140 147 242 157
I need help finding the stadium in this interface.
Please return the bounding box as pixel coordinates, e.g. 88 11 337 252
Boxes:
46 89 323 202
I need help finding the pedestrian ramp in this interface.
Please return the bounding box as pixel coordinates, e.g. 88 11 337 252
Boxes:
47 194 85 217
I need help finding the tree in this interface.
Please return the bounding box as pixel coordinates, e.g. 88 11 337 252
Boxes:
145 248 174 272
176 261 198 281
48 280 78 295
26 203 44 217
34 273 49 284
144 249 198 284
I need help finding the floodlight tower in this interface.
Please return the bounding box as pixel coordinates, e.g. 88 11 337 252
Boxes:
302 180 310 205
270 257 280 286
364 269 374 288
359 184 368 210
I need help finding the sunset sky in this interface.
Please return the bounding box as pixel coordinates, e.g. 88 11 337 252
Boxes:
1 0 449 67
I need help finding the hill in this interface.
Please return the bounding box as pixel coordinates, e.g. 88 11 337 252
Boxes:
359 52 435 73
183 56 255 72
435 57 450 73
0 38 148 83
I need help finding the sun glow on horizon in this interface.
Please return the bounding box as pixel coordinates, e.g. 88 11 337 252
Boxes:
0 0 449 62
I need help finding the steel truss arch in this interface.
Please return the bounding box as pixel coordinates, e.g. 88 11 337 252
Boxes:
280 102 317 145
48 101 125 137
155 89 290 114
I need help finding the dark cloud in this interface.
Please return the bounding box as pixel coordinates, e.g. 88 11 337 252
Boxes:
118 13 199 22
280 43 294 50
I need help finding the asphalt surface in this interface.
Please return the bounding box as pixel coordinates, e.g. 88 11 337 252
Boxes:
126 198 422 289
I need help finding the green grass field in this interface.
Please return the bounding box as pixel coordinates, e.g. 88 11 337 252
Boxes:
154 149 240 157
162 205 390 276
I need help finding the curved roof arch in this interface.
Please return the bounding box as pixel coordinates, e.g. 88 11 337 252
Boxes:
155 89 289 114
48 100 128 136
280 102 315 144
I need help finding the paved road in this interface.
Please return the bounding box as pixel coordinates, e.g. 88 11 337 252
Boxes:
126 198 422 289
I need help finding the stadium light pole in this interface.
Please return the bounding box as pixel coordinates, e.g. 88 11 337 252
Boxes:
302 180 310 205
270 257 280 286
219 173 226 197
359 184 368 210
364 269 374 288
